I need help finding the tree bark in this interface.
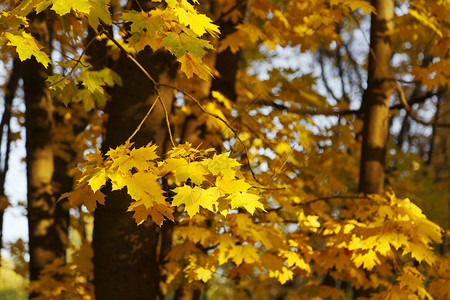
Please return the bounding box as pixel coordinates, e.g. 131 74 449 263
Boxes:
359 0 394 194
23 12 69 287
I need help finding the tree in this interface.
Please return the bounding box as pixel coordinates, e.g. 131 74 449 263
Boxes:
23 11 69 286
359 0 394 195
0 0 449 299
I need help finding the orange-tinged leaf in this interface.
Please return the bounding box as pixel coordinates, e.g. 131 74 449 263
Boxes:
178 53 212 81
59 184 105 212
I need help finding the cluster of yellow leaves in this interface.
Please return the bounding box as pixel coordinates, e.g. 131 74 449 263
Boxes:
397 0 450 90
120 0 219 80
1 0 218 81
0 0 111 68
27 211 95 300
27 252 94 300
163 188 444 299
324 194 442 270
61 143 264 226
218 0 375 55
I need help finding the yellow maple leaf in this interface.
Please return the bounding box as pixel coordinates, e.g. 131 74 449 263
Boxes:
227 192 264 215
207 152 241 177
88 167 107 192
173 6 219 37
125 171 165 205
352 250 380 270
173 160 207 185
280 250 311 273
172 185 218 217
230 244 260 266
216 175 251 194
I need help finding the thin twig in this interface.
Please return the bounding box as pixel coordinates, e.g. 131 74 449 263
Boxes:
157 83 264 185
102 29 175 146
266 146 294 184
49 35 97 88
394 84 432 126
301 195 369 205
266 195 370 212
159 94 176 147
127 96 160 143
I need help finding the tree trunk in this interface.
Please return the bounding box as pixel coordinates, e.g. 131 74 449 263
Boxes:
93 46 178 300
359 0 394 194
23 12 69 287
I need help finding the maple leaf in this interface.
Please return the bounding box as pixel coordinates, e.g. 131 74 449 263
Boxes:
262 253 294 284
173 6 219 37
216 175 251 194
194 267 214 282
207 152 241 177
125 171 165 205
50 0 91 16
4 32 51 67
230 244 260 266
59 184 105 212
217 31 244 53
88 167 107 192
172 160 207 185
227 192 264 215
172 185 218 217
352 250 380 270
163 32 213 59
178 53 212 80
330 0 376 15
87 0 112 30
280 250 311 273
128 202 173 226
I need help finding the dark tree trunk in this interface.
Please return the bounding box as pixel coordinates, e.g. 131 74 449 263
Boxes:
359 0 394 195
93 46 178 299
23 12 69 288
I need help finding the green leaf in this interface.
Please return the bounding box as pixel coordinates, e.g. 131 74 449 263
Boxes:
88 0 112 31
163 32 213 58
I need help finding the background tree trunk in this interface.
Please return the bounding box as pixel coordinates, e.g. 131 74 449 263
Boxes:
24 12 69 287
359 0 394 194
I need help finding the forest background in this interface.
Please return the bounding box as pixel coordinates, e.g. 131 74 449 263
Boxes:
0 0 449 299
